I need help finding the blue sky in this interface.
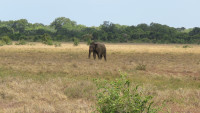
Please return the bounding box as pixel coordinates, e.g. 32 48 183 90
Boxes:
0 0 200 28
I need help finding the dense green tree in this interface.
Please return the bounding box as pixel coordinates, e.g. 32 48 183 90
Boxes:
0 26 13 36
0 17 199 44
50 17 76 30
189 27 200 36
12 19 28 33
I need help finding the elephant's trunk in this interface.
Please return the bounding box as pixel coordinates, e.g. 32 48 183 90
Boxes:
88 50 91 59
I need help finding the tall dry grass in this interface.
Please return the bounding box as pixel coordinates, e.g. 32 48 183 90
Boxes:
0 43 200 112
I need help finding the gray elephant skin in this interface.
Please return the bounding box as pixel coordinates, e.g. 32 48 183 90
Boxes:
88 42 106 61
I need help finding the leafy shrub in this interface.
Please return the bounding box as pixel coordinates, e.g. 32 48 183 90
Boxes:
45 39 53 45
182 45 192 48
15 39 27 45
94 73 158 113
73 37 79 46
1 36 12 45
42 33 53 45
136 64 146 71
0 40 6 46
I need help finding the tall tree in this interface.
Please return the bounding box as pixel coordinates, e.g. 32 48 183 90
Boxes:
50 17 76 30
12 19 28 33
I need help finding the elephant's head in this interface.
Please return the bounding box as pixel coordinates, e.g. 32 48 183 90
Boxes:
89 42 97 51
88 42 97 58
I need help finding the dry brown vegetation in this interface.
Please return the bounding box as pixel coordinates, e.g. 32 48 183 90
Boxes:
0 43 200 112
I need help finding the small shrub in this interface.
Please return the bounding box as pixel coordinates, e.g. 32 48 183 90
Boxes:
42 33 53 45
0 40 6 46
136 64 146 71
73 37 79 46
1 36 12 45
45 39 53 45
94 73 159 113
15 39 27 45
54 42 61 47
182 45 192 48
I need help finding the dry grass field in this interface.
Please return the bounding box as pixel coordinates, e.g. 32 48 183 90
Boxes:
0 43 200 112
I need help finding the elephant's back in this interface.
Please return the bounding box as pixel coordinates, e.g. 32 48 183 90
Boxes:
97 43 105 47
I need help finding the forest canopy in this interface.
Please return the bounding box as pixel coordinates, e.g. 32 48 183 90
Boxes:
0 17 200 44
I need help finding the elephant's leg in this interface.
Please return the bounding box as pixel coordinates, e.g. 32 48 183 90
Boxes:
93 52 96 60
100 54 103 59
103 53 106 61
97 53 100 59
88 51 92 59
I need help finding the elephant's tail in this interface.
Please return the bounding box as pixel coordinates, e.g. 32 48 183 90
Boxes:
104 50 107 61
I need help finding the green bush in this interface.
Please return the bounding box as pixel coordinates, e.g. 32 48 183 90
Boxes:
42 33 53 45
44 39 53 45
73 37 79 46
15 39 27 45
1 36 12 45
0 40 6 46
94 73 158 113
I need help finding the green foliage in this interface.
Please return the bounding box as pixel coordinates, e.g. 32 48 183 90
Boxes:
15 39 27 45
50 17 77 30
0 40 6 46
1 36 12 45
87 38 92 45
1 17 200 44
94 73 158 113
82 34 93 45
45 40 53 45
42 33 53 45
0 26 13 36
73 37 79 46
12 19 28 33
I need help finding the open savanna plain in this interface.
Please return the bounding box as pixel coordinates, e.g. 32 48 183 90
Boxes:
0 43 200 113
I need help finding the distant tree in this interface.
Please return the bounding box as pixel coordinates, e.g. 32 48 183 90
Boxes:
12 19 28 33
176 27 186 32
0 26 13 36
92 31 99 41
137 23 149 31
189 27 200 36
0 17 200 44
82 34 93 41
50 17 76 30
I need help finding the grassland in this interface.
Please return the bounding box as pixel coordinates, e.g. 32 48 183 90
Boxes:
0 43 200 112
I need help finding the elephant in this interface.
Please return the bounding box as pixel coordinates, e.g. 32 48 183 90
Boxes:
88 42 107 61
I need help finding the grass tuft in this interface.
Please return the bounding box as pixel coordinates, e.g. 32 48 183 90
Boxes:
136 64 146 71
64 81 96 100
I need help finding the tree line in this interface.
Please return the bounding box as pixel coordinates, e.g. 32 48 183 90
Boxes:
0 17 200 44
